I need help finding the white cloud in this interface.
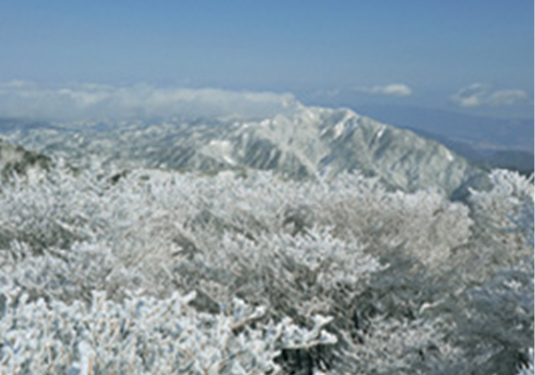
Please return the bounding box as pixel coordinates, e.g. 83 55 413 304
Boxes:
451 83 529 107
0 82 301 121
487 90 529 106
355 83 413 97
0 80 36 89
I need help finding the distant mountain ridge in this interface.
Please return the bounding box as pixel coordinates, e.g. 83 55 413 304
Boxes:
401 126 534 176
354 104 534 152
0 104 491 198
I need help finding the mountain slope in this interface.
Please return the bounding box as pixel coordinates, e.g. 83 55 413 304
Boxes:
354 104 534 152
402 126 534 176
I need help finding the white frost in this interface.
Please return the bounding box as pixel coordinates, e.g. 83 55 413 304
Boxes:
333 122 346 138
377 125 386 139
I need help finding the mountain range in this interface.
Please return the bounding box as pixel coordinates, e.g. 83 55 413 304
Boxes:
0 101 494 200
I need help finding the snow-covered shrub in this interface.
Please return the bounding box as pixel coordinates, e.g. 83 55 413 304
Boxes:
455 260 534 375
0 165 110 252
344 316 464 375
465 170 534 278
0 164 532 374
0 284 335 374
185 228 385 372
318 185 473 273
452 170 534 375
0 240 143 304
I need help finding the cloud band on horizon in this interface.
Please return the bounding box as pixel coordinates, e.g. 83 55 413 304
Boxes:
451 83 529 108
0 82 301 121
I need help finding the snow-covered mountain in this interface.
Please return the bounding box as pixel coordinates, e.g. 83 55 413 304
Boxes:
0 103 490 198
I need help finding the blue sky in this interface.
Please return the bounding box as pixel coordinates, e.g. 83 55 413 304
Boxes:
0 0 533 118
